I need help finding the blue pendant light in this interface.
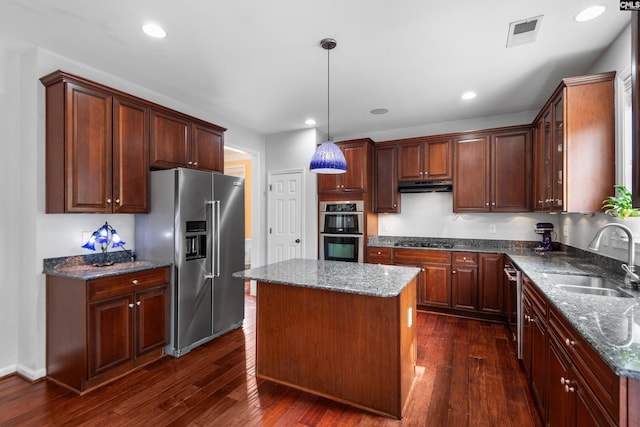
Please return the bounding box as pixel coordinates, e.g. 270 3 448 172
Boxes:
310 38 347 174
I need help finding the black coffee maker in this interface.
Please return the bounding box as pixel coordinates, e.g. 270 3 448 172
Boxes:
534 223 555 251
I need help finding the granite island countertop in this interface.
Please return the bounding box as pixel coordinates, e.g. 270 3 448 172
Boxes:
369 235 640 379
233 258 420 298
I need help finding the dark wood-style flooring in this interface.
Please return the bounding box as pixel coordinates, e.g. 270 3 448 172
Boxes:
0 290 542 426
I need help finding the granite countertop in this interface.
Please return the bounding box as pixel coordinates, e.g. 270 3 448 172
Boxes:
369 235 640 379
43 252 171 280
233 258 420 298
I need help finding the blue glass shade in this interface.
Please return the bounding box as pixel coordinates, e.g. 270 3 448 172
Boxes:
96 225 110 244
309 141 347 174
81 232 98 251
111 231 126 248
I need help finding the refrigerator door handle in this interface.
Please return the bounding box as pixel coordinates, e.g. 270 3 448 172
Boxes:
214 200 221 278
204 201 216 279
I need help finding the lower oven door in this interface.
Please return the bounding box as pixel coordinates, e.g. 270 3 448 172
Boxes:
320 234 363 263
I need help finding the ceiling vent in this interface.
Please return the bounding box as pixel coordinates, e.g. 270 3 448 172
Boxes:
506 15 543 47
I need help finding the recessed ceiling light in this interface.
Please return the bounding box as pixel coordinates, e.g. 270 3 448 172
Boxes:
370 108 389 115
305 118 316 125
142 23 167 38
575 5 605 22
461 91 477 100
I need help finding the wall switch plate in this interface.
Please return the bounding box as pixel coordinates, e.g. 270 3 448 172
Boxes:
488 224 496 234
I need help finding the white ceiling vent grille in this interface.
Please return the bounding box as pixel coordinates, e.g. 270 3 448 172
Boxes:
506 15 543 47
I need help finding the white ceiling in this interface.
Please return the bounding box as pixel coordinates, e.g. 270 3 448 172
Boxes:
0 0 631 139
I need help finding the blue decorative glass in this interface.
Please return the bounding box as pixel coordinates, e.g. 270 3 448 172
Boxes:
309 141 347 174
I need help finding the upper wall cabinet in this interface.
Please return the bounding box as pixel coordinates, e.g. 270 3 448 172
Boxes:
41 71 149 213
398 137 452 181
150 110 225 172
317 138 374 195
532 71 615 213
41 70 226 213
374 144 400 213
453 126 532 213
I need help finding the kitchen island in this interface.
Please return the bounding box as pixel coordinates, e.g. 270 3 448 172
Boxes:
234 258 420 419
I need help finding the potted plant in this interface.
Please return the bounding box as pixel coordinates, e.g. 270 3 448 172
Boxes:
602 185 640 220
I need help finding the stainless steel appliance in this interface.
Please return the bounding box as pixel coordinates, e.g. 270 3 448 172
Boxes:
135 168 245 357
319 200 364 263
504 258 522 359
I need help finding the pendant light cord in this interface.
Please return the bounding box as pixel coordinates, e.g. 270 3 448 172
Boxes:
326 43 331 142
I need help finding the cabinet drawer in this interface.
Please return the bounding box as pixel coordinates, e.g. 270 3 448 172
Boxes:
366 246 393 262
88 267 170 301
394 248 451 264
452 252 477 265
548 306 620 422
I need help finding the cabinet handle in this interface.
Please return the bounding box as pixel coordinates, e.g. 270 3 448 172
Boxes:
128 303 134 308
136 301 141 306
565 338 575 347
560 377 569 385
132 279 139 285
565 384 575 393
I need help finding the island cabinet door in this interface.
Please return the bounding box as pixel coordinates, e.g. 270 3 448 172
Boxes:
88 294 134 378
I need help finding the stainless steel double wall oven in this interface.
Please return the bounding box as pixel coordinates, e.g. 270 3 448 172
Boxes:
319 200 364 263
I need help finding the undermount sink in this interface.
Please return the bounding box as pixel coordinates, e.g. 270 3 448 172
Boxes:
542 273 633 298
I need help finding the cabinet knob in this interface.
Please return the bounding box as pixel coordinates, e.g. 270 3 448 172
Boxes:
393 204 397 207
132 279 139 285
486 202 489 206
136 301 141 306
193 162 198 167
565 338 575 347
106 198 112 204
462 256 467 261
565 384 575 393
188 161 193 165
377 251 382 255
115 198 121 205
128 303 134 308
560 377 568 385
491 202 496 206
452 270 457 274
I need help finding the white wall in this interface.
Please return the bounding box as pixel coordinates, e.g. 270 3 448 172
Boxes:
0 46 267 380
265 128 319 260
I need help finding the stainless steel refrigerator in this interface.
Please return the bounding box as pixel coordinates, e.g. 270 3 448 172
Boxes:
135 168 245 357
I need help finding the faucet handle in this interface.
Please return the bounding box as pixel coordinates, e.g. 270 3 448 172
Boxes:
622 264 640 288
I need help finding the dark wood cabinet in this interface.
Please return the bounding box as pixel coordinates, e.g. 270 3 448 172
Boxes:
317 139 373 194
394 249 451 309
398 137 452 181
46 266 170 394
150 110 225 172
365 246 394 264
454 127 531 213
522 276 547 415
41 72 150 213
374 144 400 213
451 252 477 311
478 253 504 315
533 72 615 212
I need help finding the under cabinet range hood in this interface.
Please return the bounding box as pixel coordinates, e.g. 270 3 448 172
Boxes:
398 180 453 193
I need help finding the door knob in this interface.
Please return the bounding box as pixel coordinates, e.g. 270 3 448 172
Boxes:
295 239 301 243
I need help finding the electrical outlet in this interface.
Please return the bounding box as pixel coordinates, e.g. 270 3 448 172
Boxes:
562 226 569 237
381 223 389 232
488 224 496 234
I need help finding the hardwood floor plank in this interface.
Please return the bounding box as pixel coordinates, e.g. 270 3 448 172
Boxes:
0 295 540 426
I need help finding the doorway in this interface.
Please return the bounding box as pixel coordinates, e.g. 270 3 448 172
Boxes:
268 170 304 263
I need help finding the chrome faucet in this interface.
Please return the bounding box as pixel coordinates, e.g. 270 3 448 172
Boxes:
588 223 640 288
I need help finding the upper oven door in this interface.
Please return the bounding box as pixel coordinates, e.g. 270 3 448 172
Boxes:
320 212 363 234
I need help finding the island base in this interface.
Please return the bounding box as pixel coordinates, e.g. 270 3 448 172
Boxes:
256 278 417 419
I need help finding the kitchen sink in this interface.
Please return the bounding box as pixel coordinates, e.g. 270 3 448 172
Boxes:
542 273 633 298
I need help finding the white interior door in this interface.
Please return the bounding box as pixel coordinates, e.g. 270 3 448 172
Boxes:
268 170 303 263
